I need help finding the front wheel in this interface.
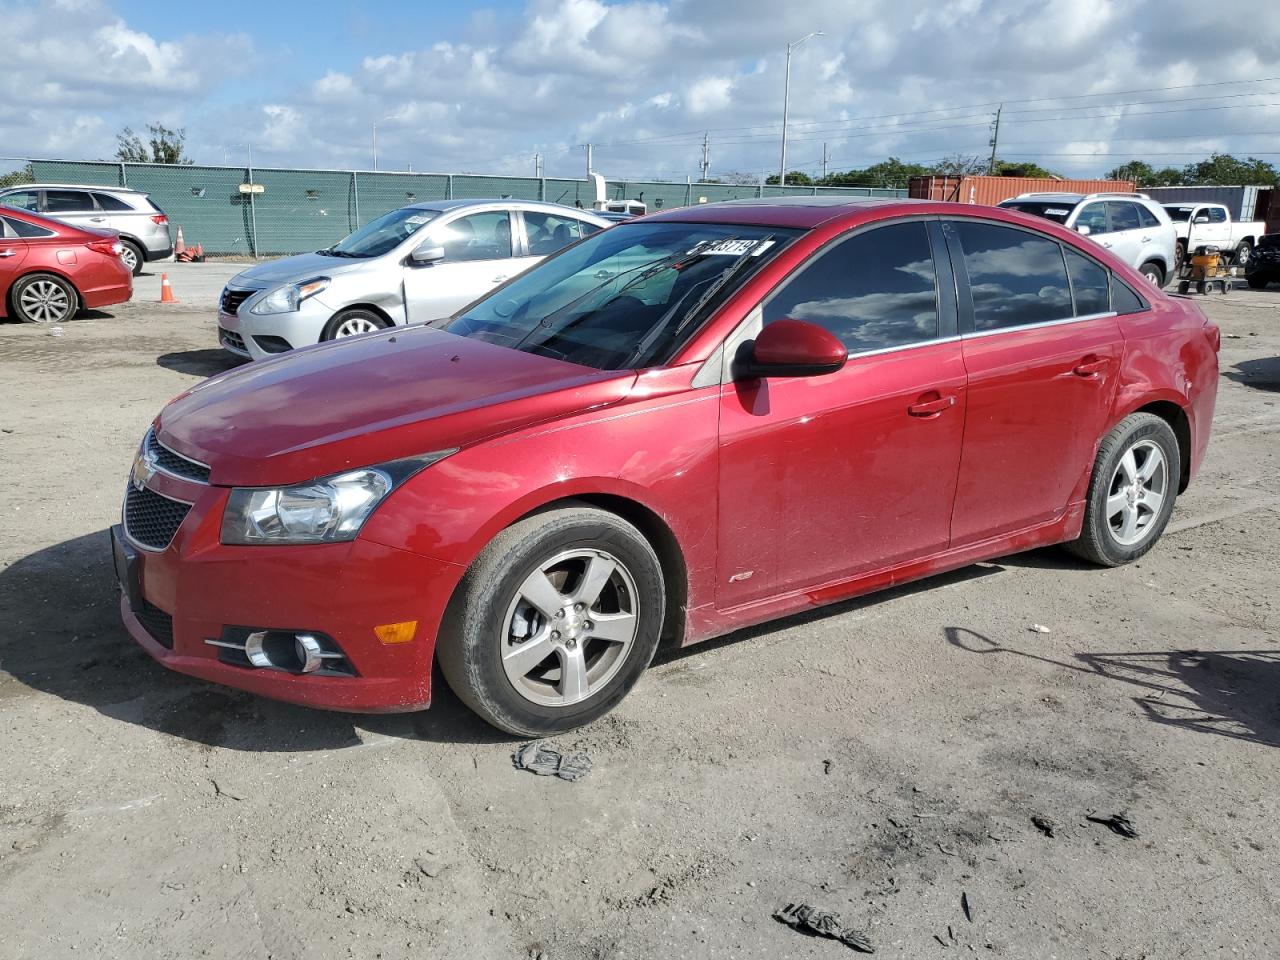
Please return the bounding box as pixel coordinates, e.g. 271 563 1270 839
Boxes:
11 273 77 323
437 505 666 736
1066 413 1180 567
321 308 389 341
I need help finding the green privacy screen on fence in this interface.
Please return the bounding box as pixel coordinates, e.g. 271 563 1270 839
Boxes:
27 159 906 256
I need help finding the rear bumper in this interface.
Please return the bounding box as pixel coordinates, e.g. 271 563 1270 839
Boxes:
79 257 133 308
144 243 173 261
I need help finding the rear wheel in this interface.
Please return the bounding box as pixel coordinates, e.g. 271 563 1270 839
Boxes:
1066 413 1180 567
437 505 665 736
119 240 144 276
1139 261 1165 287
1234 241 1253 268
11 273 77 323
321 308 389 341
1247 273 1271 290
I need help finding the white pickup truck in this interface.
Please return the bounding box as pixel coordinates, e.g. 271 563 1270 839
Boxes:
1162 202 1267 268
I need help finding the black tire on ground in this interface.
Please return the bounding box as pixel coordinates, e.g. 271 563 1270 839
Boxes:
9 272 78 324
320 307 390 341
120 240 145 276
1066 413 1181 567
1175 241 1186 271
1177 280 1191 294
436 504 666 736
1196 280 1207 295
1234 241 1253 267
1139 261 1165 287
1247 274 1270 290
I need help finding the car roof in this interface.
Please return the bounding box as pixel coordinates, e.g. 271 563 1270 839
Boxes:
0 183 147 194
642 196 930 229
404 198 607 218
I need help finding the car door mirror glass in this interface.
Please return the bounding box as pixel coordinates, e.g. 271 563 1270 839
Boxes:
1193 214 1210 224
740 319 847 379
410 244 445 264
1076 225 1091 236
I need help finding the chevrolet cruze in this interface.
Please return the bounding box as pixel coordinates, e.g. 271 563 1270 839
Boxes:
113 198 1219 735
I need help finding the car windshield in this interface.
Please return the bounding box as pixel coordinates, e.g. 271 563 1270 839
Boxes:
1164 206 1194 222
1000 201 1076 225
324 207 439 258
442 221 799 370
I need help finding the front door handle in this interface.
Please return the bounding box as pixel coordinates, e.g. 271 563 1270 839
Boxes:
0 249 16 258
1141 236 1152 242
908 394 956 417
1073 358 1107 377
89 216 107 223
492 274 509 283
1101 241 1114 248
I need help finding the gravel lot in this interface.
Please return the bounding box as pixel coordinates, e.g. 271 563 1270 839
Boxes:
1 275 1278 959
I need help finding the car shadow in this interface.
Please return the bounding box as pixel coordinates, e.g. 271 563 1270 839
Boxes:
0 529 510 751
156 349 246 377
1225 357 1280 393
945 627 1280 749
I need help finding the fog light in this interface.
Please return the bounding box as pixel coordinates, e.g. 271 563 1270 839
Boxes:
374 620 417 644
294 633 323 673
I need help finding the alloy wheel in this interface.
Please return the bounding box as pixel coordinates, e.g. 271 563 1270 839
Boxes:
19 279 72 323
1105 439 1167 546
333 315 379 337
501 548 640 707
119 245 139 273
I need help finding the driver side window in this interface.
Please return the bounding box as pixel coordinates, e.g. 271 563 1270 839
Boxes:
435 211 513 263
1074 203 1109 235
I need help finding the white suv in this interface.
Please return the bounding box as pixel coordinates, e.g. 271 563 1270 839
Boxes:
998 192 1176 287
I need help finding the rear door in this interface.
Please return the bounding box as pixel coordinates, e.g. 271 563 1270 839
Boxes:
946 219 1124 544
41 189 98 231
0 218 30 312
1102 200 1145 268
716 218 967 606
402 208 517 321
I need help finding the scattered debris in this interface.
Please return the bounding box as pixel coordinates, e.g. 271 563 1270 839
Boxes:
47 326 65 338
211 778 244 801
961 891 974 923
512 742 593 782
415 855 445 878
1087 813 1139 839
773 902 875 953
823 759 833 775
1029 624 1051 634
1031 814 1056 838
937 841 960 857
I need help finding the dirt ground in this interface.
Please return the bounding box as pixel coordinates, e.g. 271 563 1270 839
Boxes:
1 277 1278 960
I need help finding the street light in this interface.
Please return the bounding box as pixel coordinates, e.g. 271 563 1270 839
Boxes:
779 31 823 189
372 114 402 171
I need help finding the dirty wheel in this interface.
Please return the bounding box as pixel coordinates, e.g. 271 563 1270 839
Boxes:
11 273 77 324
1066 413 1180 567
437 504 665 736
322 308 389 341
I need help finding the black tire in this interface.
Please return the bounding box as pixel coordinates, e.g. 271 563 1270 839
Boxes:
120 240 145 276
436 505 666 736
1177 280 1191 295
9 273 78 324
1247 274 1270 290
1175 241 1186 271
321 307 390 341
1066 413 1181 567
1139 261 1165 287
1234 241 1253 268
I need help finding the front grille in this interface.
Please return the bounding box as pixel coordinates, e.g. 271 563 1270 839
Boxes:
220 328 247 352
136 599 174 649
220 287 255 314
124 485 191 551
145 428 210 483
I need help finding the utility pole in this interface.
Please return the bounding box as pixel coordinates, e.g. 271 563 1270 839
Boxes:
372 114 402 171
779 31 823 188
585 143 593 176
987 103 1003 175
700 132 710 182
534 153 543 178
246 142 257 260
821 142 829 181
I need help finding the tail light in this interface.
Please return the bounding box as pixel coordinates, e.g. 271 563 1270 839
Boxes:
87 238 123 257
151 214 168 225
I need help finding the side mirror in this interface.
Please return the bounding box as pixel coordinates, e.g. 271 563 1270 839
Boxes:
410 244 445 265
1076 224 1092 236
1193 214 1210 224
741 319 847 379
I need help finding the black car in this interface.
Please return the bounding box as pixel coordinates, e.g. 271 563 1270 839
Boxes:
1246 233 1280 289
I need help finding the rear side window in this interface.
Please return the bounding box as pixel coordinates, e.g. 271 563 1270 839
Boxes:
2 215 56 238
1065 248 1110 315
1107 201 1141 232
952 221 1072 331
44 190 94 213
1136 205 1161 229
1111 277 1147 315
763 221 939 352
92 192 134 212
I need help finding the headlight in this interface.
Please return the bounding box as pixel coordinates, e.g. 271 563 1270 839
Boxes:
249 276 330 315
220 451 455 545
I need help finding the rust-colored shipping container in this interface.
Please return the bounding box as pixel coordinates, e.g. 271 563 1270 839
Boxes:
909 175 1135 206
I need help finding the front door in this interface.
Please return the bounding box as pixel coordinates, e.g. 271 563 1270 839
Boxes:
403 209 516 321
945 219 1125 543
716 219 967 607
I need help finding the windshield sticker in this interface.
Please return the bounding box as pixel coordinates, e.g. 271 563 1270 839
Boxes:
687 238 775 257
405 214 433 225
1044 208 1070 216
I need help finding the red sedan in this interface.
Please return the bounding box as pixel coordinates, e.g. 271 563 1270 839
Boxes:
0 204 132 324
112 198 1218 735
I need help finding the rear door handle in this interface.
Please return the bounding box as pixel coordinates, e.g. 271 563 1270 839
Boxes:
0 249 16 258
1101 241 1113 248
908 395 956 417
492 275 509 283
1073 358 1107 377
89 216 107 223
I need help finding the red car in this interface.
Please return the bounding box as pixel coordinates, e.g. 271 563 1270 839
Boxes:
0 204 132 323
112 198 1219 735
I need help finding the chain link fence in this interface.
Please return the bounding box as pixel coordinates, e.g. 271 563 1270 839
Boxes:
3 158 906 256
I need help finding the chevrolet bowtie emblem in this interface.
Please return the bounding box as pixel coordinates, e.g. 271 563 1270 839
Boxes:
131 446 158 491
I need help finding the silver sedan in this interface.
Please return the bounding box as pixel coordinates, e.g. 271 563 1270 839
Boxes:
217 199 610 360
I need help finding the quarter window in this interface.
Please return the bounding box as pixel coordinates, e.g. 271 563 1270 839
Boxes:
435 211 513 262
953 221 1072 331
762 221 939 352
1111 277 1147 315
92 192 134 212
2 215 55 238
43 190 94 213
1064 248 1110 315
1136 205 1161 230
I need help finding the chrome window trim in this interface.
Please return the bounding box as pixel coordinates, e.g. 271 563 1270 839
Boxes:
844 334 962 360
146 427 212 484
961 310 1118 341
122 483 195 555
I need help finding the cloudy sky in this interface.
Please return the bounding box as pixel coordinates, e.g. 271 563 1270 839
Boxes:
3 0 1280 182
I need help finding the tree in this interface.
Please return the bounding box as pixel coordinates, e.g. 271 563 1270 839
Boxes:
0 163 33 188
765 170 814 186
1104 161 1183 187
991 159 1060 179
822 156 931 187
933 153 987 176
1180 153 1277 186
115 123 193 164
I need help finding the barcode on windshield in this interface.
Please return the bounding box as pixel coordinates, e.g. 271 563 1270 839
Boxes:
688 239 774 256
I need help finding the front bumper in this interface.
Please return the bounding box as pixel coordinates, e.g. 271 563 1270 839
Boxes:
217 297 334 361
111 477 464 712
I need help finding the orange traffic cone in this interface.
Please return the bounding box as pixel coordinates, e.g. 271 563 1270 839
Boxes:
174 225 186 257
159 273 179 303
194 242 204 259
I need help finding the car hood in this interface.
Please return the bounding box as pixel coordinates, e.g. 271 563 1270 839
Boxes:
230 251 373 287
155 326 635 487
